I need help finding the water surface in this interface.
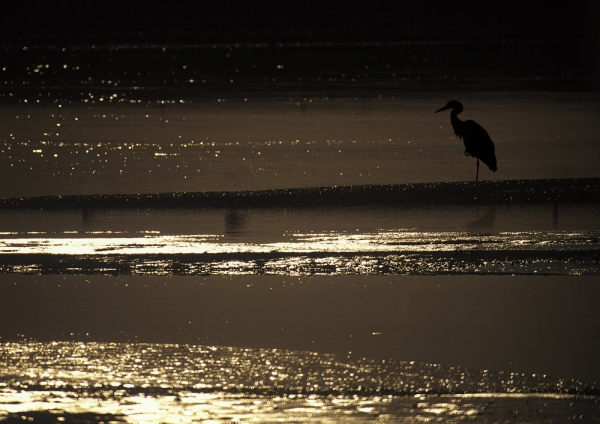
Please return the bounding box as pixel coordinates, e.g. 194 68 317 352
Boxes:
1 30 599 423
1 94 598 198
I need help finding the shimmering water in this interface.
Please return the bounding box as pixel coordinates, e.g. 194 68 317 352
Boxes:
1 26 599 422
1 94 599 198
1 342 599 423
1 229 599 276
1 35 599 198
1 200 599 277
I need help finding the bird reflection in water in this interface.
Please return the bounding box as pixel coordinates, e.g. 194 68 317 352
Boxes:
224 209 246 237
467 208 497 230
436 101 497 182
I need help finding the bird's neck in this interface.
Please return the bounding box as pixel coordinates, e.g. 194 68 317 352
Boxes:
450 109 464 138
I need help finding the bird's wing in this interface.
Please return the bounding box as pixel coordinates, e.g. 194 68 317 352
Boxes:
463 120 497 171
463 120 492 154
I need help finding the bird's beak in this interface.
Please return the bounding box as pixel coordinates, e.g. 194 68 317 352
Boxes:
435 105 450 113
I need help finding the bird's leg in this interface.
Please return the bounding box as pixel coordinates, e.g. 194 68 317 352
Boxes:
476 159 480 182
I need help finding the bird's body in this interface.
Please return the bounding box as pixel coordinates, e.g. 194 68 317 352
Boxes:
436 100 497 181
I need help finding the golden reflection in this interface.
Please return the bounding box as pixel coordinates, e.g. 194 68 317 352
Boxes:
1 341 595 422
1 230 597 276
2 230 596 256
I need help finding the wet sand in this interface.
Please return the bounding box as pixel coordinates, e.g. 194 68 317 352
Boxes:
2 178 600 210
1 273 599 384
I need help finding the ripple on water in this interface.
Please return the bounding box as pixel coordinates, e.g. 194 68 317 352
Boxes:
1 342 599 422
1 230 599 276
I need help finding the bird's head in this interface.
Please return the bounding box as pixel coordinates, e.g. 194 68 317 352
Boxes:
435 100 463 114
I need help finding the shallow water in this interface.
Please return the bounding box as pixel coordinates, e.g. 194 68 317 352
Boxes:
1 93 599 198
1 201 598 277
2 273 600 380
1 341 599 423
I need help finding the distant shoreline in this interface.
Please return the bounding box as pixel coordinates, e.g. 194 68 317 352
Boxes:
1 178 598 210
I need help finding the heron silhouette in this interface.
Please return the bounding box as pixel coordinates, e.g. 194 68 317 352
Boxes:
435 100 497 182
